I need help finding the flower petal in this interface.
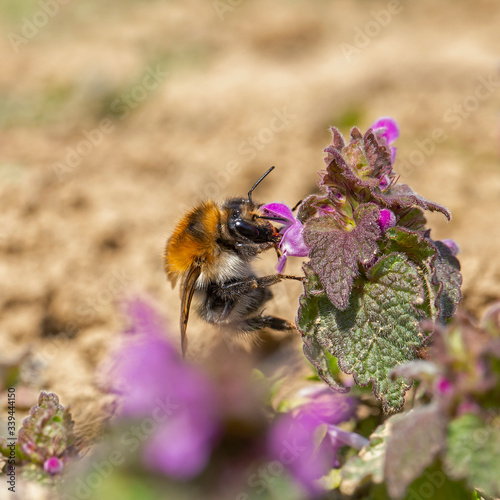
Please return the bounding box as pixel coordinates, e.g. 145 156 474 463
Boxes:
261 203 295 225
371 117 400 144
277 253 288 273
280 221 309 257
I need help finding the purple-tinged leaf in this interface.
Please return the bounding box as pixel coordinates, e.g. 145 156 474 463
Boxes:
384 404 448 499
296 195 321 224
395 207 427 231
323 145 364 188
1 391 79 471
363 129 392 179
350 127 363 141
303 203 381 310
432 240 462 323
329 126 345 152
374 183 452 221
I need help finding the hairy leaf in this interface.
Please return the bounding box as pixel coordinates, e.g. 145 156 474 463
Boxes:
2 391 78 469
303 203 381 310
383 227 439 320
385 404 448 499
444 414 500 498
298 266 348 392
302 335 348 393
396 207 427 231
298 253 427 411
363 128 392 180
373 183 451 221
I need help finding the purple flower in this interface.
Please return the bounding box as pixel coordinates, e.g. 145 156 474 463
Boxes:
43 456 64 475
371 117 399 163
439 238 460 256
378 208 396 232
268 387 367 495
261 203 309 272
107 298 219 479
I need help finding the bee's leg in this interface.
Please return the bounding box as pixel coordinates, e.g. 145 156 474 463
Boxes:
233 315 296 333
219 274 303 296
234 241 275 257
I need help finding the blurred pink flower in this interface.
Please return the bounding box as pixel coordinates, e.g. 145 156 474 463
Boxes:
43 456 64 475
268 388 367 495
108 298 219 479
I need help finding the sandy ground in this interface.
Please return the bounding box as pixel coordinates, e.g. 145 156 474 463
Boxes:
1 0 500 457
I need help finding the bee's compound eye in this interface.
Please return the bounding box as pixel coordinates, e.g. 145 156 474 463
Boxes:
234 219 260 239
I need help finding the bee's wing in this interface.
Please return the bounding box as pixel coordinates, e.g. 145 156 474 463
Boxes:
180 264 201 357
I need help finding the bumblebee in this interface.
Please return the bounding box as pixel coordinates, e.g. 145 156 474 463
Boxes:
165 167 301 356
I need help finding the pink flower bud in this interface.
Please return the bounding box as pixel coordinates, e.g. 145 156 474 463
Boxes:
435 376 453 395
439 239 460 256
378 209 396 232
44 456 64 475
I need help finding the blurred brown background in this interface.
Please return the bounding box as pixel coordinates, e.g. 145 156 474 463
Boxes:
1 0 500 434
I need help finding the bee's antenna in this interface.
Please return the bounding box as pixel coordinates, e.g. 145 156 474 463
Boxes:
248 166 275 205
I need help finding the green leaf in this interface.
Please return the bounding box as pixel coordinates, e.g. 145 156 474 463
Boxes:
444 414 500 498
405 462 473 500
303 203 381 310
298 253 426 411
382 228 462 323
298 265 347 392
395 207 427 232
341 419 392 495
383 227 437 265
384 404 448 498
383 227 438 320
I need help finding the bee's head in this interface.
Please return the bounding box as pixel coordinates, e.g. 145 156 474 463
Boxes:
225 198 279 243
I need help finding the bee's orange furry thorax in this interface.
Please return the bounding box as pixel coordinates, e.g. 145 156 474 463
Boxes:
165 200 221 284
